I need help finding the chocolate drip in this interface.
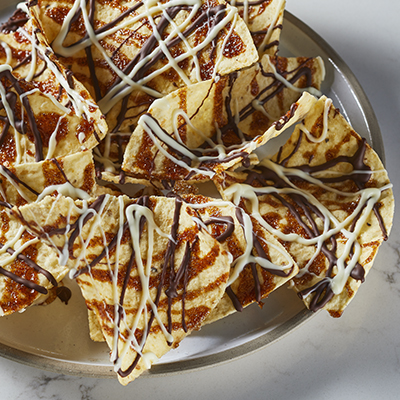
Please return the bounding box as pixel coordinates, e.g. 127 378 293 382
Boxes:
226 285 243 312
56 286 72 305
298 278 334 311
0 265 47 294
263 40 280 52
227 0 270 6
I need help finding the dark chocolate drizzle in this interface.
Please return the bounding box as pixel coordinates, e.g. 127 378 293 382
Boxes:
204 216 234 242
0 165 40 198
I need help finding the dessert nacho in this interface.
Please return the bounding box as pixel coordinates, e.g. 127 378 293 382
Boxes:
31 0 259 182
0 0 394 387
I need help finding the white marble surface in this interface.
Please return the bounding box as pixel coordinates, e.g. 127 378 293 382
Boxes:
1 0 400 399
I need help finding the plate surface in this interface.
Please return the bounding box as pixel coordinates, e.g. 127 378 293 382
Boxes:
0 3 384 378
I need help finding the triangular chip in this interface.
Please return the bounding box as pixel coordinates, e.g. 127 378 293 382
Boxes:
214 96 394 316
181 193 298 323
13 194 231 384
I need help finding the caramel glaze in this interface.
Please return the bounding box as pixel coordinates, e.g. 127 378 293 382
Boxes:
243 134 387 311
